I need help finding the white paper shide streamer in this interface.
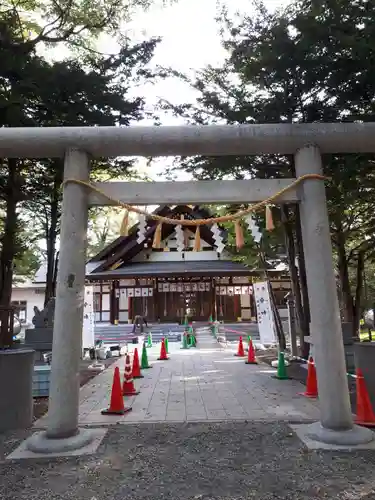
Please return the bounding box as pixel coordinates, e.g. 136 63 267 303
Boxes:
175 225 185 252
211 223 225 253
136 214 147 244
245 215 262 243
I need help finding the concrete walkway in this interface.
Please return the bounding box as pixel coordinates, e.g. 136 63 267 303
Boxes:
5 330 375 500
35 327 320 428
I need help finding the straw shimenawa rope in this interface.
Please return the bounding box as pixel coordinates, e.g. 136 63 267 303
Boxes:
63 174 326 226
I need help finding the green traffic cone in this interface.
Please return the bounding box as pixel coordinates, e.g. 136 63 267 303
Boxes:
273 351 289 380
141 342 152 369
165 337 169 354
191 334 196 348
181 332 189 349
146 332 153 348
209 314 212 324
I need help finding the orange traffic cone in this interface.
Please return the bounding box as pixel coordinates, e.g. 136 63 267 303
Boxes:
299 357 318 398
102 366 132 415
355 368 375 427
132 348 144 379
234 336 245 357
245 338 257 365
123 354 140 396
158 338 169 361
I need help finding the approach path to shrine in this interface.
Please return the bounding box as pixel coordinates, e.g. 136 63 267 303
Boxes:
35 328 320 427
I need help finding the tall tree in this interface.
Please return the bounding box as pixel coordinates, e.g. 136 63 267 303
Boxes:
0 9 162 320
25 39 160 305
162 0 375 338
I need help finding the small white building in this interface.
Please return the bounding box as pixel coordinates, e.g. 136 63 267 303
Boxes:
11 262 96 328
11 276 45 328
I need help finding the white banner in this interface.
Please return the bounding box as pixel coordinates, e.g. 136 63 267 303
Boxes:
82 286 95 349
253 282 277 345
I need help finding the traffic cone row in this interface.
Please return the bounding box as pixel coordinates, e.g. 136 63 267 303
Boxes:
101 335 375 428
101 353 139 415
104 332 211 416
101 366 132 415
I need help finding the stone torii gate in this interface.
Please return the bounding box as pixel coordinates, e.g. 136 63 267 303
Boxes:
1 123 374 452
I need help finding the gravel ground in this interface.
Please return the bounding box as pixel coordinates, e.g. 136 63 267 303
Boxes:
1 421 375 499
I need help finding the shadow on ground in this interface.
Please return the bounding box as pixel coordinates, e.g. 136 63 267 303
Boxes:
1 421 375 499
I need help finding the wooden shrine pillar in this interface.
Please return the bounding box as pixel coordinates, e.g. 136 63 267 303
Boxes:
210 280 216 320
109 282 119 325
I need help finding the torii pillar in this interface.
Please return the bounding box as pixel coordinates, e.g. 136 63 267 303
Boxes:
294 145 372 445
26 149 94 452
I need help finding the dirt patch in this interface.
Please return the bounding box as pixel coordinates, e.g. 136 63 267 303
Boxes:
32 357 117 421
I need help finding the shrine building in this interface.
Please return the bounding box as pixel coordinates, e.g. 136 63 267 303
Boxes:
86 205 290 324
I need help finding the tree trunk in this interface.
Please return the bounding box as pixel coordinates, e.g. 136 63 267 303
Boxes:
335 226 354 323
52 251 59 298
44 163 62 306
44 199 58 307
281 206 306 357
353 250 365 338
0 160 20 306
0 160 22 347
294 206 310 358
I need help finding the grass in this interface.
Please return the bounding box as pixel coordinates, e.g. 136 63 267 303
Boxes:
359 329 375 341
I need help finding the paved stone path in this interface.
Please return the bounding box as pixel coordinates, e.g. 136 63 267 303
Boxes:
35 327 320 428
6 329 375 500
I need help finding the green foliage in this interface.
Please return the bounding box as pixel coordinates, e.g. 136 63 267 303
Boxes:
163 0 375 316
1 0 174 50
0 3 164 309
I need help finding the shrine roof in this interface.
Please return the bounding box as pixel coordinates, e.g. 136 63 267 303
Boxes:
87 205 227 273
86 260 285 281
